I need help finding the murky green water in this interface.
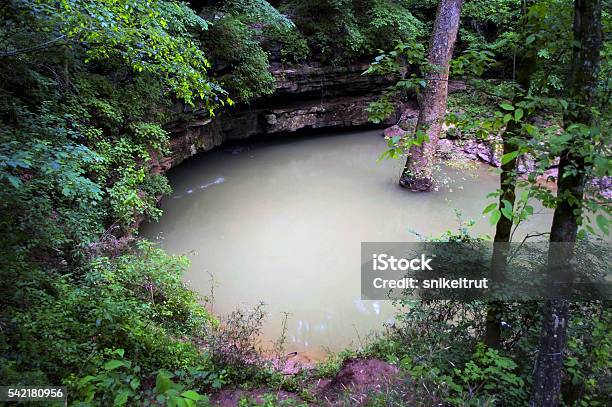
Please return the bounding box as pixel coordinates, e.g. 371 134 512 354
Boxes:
141 130 553 359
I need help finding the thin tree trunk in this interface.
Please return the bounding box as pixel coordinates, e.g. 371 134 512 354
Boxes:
484 113 521 348
484 136 517 348
484 40 537 348
530 1 602 405
399 0 463 191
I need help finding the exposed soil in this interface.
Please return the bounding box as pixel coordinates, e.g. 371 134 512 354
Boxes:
210 358 406 406
315 358 404 405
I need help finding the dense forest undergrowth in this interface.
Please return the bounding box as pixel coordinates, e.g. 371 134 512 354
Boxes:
0 0 610 405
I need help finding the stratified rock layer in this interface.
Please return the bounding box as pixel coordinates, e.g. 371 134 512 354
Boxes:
156 63 414 172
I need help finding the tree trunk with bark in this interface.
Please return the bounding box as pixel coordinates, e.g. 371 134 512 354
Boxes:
484 137 517 348
399 0 463 191
484 48 536 349
530 1 602 405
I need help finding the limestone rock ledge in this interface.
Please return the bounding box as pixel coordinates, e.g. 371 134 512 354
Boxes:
155 63 410 172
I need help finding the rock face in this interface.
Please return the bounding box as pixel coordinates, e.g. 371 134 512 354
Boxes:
270 62 403 98
383 125 407 139
158 62 411 171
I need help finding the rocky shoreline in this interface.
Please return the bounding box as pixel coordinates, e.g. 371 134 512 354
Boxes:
383 124 612 199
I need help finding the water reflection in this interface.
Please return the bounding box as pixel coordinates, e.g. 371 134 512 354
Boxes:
173 177 225 199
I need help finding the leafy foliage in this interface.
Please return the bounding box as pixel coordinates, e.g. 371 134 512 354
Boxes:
196 0 295 103
30 0 225 108
201 15 277 103
0 1 232 404
365 299 610 406
0 241 219 402
281 0 424 63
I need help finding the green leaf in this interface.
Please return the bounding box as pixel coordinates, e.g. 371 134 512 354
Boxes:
501 207 513 220
489 209 502 226
181 390 203 401
130 378 140 390
596 214 609 235
499 103 514 111
501 199 513 219
155 370 173 395
526 34 536 45
78 375 96 385
593 156 611 177
103 360 126 371
520 190 529 203
501 151 519 165
514 109 524 121
114 389 131 406
524 205 534 215
7 175 21 188
483 202 498 214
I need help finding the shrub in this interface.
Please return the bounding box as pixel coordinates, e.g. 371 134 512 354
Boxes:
0 241 218 402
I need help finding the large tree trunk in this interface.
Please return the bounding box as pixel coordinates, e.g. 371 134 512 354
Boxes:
399 0 463 191
530 1 602 405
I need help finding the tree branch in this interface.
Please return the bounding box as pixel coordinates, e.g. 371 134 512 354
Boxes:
0 35 67 58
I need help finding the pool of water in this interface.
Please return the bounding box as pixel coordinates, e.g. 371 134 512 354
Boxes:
141 130 553 359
